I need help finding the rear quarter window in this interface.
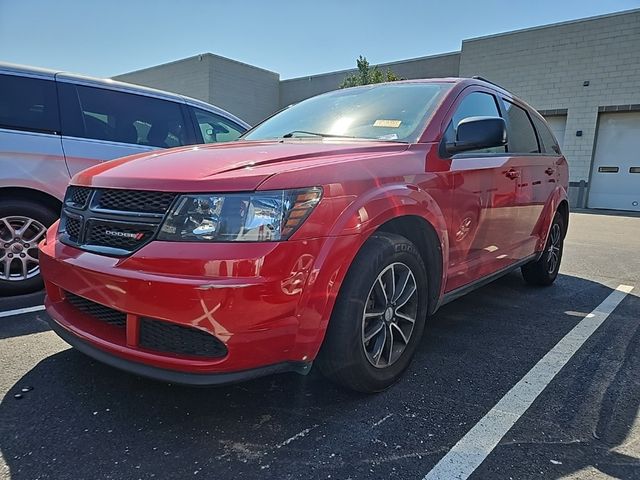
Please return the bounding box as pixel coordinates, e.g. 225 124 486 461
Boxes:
192 107 245 144
0 74 59 134
503 100 540 154
531 114 561 154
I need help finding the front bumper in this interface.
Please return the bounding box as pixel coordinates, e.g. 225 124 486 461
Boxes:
39 225 354 384
45 314 310 385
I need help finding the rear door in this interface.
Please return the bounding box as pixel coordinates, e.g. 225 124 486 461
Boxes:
57 82 192 176
499 99 555 257
443 89 519 292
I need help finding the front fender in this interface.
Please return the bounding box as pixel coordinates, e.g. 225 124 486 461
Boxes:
291 184 449 360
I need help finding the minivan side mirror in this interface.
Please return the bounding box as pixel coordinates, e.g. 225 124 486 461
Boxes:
445 116 507 155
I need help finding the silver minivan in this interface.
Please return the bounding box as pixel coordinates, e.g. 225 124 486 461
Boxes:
0 63 250 295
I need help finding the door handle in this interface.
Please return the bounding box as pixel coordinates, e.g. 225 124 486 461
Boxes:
505 169 520 179
545 167 555 175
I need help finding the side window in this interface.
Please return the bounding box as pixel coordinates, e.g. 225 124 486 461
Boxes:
193 108 245 144
503 100 540 154
446 91 505 154
59 84 188 148
0 74 59 134
531 114 561 154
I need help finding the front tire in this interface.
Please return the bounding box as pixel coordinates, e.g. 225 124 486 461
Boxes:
0 200 58 296
521 211 565 286
317 232 428 393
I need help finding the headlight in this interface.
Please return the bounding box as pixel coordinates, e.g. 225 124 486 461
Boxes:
157 187 322 242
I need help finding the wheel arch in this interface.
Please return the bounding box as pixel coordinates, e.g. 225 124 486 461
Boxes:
0 187 63 216
375 215 443 316
557 198 569 237
294 186 450 361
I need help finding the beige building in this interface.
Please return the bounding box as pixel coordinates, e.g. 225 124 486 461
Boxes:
115 9 640 212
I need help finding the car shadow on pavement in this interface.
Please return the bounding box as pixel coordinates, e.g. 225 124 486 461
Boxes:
0 312 50 340
0 273 637 479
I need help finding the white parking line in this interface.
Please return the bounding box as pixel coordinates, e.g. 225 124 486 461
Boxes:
0 305 45 319
423 284 634 480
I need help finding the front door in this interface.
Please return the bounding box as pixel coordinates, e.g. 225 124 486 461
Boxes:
443 90 519 292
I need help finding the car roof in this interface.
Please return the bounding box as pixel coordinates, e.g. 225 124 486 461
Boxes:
363 77 513 95
0 61 250 128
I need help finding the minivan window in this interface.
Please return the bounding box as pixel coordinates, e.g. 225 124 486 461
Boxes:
503 100 539 154
0 74 59 134
193 108 245 143
446 91 506 154
531 114 561 154
59 84 188 147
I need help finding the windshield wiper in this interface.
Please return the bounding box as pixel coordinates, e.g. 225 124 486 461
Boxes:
282 130 356 139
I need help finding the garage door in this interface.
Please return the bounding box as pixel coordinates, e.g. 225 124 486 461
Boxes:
588 111 640 212
543 115 566 149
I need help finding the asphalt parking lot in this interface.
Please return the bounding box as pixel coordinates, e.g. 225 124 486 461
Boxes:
1 211 639 480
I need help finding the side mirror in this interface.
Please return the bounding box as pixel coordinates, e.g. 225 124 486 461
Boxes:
445 116 507 155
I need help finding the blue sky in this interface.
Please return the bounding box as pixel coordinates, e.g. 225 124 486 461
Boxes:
0 0 638 79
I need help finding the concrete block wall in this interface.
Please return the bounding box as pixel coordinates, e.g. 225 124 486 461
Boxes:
279 52 461 107
458 9 640 207
114 54 280 125
209 55 280 125
114 55 213 107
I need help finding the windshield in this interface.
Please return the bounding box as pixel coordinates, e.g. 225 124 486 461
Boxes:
243 82 451 143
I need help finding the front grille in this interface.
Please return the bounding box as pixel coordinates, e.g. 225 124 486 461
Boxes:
139 318 227 358
85 220 156 250
59 186 174 256
65 292 126 328
65 186 91 208
96 190 176 214
64 216 81 242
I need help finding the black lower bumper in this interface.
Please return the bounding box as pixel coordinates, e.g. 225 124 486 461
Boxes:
45 316 312 386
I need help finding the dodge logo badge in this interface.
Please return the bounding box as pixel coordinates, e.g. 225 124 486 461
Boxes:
105 230 145 240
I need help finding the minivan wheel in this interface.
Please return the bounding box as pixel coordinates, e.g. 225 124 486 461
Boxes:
317 232 428 393
521 211 565 286
0 200 57 296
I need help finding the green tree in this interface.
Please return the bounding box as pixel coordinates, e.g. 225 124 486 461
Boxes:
339 56 401 88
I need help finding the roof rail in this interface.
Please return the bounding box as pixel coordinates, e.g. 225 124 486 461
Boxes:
471 75 507 91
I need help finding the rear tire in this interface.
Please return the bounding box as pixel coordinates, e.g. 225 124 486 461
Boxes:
521 211 565 286
0 200 58 296
317 232 428 393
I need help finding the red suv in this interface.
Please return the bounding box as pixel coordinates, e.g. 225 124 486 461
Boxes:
39 78 568 392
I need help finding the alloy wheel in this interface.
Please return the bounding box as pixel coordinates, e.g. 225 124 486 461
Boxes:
361 262 419 368
0 216 47 281
547 223 562 275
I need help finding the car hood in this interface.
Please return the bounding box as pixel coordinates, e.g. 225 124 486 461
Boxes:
72 140 410 192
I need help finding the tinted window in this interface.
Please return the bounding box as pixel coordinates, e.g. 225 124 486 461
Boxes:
193 108 245 143
0 74 59 134
59 84 188 147
503 100 539 154
531 114 561 154
446 91 505 154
